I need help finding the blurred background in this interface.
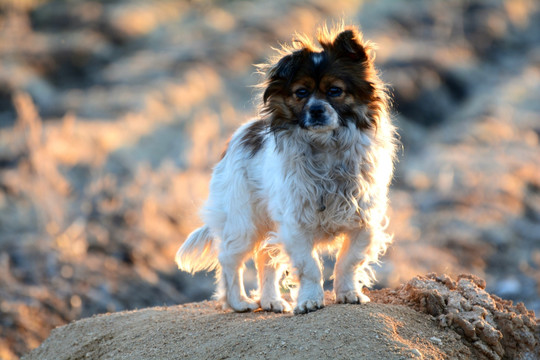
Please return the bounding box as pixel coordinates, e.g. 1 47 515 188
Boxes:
0 0 539 358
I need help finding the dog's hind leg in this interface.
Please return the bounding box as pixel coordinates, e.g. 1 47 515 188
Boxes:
333 229 373 304
217 224 260 312
255 247 291 313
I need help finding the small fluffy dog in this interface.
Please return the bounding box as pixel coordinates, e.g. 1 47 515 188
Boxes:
176 25 397 314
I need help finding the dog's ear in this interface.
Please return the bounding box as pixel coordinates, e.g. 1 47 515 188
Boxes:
263 51 303 103
270 51 304 80
329 29 368 62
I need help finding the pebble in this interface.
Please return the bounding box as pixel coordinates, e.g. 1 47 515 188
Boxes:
495 277 521 297
411 348 423 358
429 336 442 345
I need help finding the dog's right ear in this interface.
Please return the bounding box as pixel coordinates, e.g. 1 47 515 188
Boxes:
269 49 307 80
270 53 297 79
263 51 303 103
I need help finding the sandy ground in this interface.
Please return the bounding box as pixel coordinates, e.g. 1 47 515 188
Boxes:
23 294 470 360
23 274 539 360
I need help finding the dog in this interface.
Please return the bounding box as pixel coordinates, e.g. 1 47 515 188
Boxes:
175 25 397 314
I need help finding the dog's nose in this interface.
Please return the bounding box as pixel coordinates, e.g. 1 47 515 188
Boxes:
309 104 325 119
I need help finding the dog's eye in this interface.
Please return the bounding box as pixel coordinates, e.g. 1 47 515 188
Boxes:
327 87 343 97
295 88 309 99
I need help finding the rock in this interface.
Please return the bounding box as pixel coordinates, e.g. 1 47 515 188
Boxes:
382 59 470 127
495 277 522 298
373 274 539 360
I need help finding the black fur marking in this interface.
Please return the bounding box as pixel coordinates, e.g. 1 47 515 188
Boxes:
240 120 268 157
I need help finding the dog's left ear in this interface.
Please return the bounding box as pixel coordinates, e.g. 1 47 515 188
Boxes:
329 29 368 62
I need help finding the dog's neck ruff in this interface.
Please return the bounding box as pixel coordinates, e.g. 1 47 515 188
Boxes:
274 122 377 235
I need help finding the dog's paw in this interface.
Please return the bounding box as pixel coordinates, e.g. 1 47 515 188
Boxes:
294 298 324 315
260 298 292 313
229 297 260 313
336 290 370 304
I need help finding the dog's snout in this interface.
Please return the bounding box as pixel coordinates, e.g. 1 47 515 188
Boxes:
301 99 338 131
309 104 325 119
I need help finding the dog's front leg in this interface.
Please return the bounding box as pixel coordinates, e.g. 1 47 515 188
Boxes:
280 224 324 314
333 229 372 304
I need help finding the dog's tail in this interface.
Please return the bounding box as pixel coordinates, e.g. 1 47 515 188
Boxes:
175 225 219 274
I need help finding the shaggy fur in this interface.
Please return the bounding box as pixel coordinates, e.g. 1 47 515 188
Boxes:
176 25 397 314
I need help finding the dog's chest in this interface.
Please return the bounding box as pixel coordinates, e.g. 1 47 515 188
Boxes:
289 151 367 232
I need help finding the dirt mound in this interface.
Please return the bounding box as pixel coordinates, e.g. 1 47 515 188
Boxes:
23 296 469 360
370 274 540 360
23 274 538 360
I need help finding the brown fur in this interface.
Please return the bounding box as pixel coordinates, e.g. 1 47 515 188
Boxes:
257 25 388 137
239 119 268 157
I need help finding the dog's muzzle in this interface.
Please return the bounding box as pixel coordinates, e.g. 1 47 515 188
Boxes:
303 99 339 131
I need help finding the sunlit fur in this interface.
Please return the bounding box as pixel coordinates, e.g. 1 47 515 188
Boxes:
176 25 397 314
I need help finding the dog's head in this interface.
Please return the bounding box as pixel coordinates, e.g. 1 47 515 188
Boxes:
260 26 386 135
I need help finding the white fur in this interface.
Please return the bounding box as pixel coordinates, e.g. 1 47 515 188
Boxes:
311 52 323 65
176 115 396 314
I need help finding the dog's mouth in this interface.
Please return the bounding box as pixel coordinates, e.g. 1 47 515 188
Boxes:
305 123 338 133
303 113 340 133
